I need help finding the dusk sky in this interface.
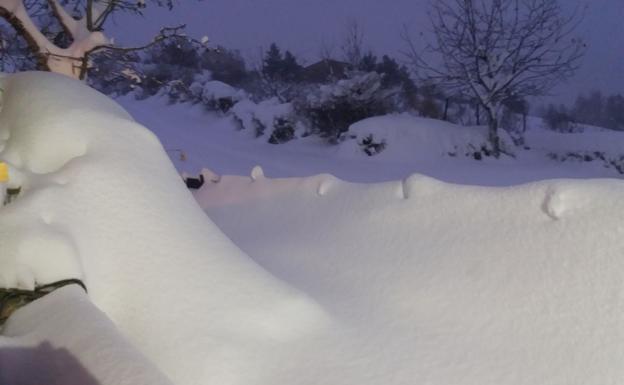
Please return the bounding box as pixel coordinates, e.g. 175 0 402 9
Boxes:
115 0 623 106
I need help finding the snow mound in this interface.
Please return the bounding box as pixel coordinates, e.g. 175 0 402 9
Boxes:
196 169 624 385
343 113 509 159
190 80 245 105
231 98 295 137
0 72 328 385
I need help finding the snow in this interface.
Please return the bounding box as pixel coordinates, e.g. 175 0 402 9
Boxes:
230 98 294 136
190 80 245 105
0 0 111 78
0 72 328 385
194 172 624 385
1 286 173 385
121 95 623 186
342 113 505 160
1 72 624 385
310 71 384 104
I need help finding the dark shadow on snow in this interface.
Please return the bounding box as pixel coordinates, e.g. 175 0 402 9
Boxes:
0 342 101 385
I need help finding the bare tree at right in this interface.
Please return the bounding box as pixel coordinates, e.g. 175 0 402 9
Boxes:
404 0 585 156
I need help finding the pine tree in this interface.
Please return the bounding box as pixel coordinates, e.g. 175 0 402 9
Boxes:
281 51 303 82
262 43 284 80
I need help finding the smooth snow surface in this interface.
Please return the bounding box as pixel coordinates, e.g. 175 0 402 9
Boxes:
0 286 173 385
0 72 328 385
196 172 624 385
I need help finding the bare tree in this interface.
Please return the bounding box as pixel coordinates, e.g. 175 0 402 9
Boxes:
318 37 335 61
404 0 585 156
341 19 365 67
0 0 191 80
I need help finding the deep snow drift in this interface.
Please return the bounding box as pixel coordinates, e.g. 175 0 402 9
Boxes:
196 170 624 385
1 72 624 385
0 72 328 385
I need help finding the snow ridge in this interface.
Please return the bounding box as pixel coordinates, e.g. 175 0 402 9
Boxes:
0 72 328 385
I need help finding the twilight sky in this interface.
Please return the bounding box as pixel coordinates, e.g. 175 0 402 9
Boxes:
114 0 623 105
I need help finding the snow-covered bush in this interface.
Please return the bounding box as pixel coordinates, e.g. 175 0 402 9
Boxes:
134 37 202 101
548 151 624 175
231 98 299 143
88 51 142 97
359 134 386 156
268 117 297 144
199 46 249 88
299 71 392 142
189 78 246 113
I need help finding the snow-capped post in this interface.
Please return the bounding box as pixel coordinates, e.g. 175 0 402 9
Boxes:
0 0 190 80
403 0 585 157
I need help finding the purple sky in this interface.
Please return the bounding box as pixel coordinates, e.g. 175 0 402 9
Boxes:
113 0 623 105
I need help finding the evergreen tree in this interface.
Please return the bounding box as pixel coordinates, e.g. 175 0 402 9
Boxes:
605 94 624 130
281 51 303 82
262 43 284 80
358 52 377 72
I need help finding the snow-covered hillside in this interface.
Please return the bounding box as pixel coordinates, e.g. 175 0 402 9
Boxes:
120 95 624 186
1 73 624 385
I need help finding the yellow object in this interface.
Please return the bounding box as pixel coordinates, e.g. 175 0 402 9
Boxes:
0 163 7 182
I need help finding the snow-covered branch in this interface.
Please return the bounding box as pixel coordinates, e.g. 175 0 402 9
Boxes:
403 0 585 155
0 0 188 80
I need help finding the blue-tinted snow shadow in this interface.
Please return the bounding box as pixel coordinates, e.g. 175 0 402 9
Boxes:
0 342 100 385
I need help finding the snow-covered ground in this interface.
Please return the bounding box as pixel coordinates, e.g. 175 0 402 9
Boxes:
120 95 623 186
1 73 624 385
0 72 328 385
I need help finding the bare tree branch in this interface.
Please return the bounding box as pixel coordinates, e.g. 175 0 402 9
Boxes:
403 0 585 155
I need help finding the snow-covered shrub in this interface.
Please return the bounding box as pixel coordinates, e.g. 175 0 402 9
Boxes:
164 79 194 103
299 71 392 142
88 51 141 97
199 46 249 88
359 134 386 156
134 37 203 101
548 151 624 175
267 117 295 144
231 98 298 143
190 79 246 113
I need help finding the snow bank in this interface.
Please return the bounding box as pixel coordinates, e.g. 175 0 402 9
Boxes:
0 72 328 385
343 113 511 159
195 169 624 385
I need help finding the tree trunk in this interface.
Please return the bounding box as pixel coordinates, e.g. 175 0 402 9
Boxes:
443 98 449 121
486 107 501 157
475 103 480 125
522 113 527 133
